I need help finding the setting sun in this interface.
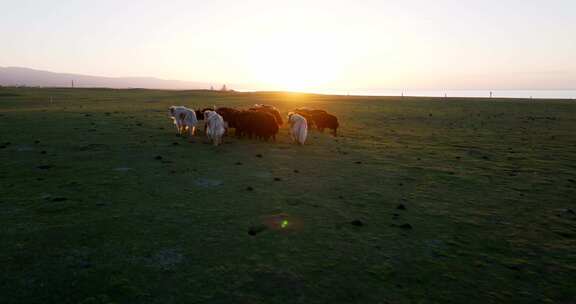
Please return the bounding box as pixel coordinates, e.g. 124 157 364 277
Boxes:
249 33 341 92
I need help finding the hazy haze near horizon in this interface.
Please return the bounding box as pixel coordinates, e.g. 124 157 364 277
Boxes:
1 0 575 91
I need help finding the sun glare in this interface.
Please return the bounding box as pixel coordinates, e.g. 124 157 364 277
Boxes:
249 34 340 92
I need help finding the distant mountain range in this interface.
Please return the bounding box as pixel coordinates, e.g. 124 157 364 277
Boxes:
0 67 216 90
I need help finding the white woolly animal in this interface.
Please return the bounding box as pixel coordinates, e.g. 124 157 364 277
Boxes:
288 112 308 145
203 110 226 146
169 106 198 137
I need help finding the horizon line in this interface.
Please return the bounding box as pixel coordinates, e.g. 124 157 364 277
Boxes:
1 66 575 92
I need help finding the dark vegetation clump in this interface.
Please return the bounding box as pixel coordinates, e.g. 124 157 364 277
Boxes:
350 219 364 226
390 223 413 230
248 224 267 236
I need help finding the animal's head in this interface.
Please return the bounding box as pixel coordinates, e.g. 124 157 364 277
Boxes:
287 112 295 122
203 110 215 120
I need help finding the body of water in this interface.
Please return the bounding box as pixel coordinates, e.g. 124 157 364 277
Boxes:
241 89 576 99
316 89 576 99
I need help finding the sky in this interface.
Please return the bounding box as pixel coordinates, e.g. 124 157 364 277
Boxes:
1 0 575 91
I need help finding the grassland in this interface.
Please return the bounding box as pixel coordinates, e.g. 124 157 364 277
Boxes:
1 87 575 304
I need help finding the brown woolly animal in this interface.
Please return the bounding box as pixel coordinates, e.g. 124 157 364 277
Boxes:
294 108 339 136
235 110 279 141
249 104 283 126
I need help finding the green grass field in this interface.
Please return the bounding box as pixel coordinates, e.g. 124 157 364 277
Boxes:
1 87 575 304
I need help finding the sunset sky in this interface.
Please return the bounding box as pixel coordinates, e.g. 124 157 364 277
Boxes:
1 0 575 91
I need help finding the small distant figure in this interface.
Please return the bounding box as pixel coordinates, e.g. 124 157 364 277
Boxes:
444 93 447 99
490 91 493 98
221 84 228 92
288 112 308 145
210 85 214 91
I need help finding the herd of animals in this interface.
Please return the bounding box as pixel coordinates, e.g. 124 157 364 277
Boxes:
168 104 340 146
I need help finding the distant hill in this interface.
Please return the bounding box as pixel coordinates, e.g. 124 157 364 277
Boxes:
0 67 213 90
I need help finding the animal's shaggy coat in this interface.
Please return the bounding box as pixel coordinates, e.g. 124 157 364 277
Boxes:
203 110 226 146
235 110 279 141
294 107 339 136
293 108 317 129
250 104 283 126
169 106 198 137
288 113 308 145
